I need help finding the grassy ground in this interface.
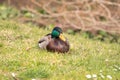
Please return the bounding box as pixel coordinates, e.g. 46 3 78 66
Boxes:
0 20 120 80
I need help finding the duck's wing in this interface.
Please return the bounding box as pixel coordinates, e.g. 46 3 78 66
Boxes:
46 38 70 53
38 33 51 49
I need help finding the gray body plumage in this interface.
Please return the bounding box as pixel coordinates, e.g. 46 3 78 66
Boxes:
38 34 51 49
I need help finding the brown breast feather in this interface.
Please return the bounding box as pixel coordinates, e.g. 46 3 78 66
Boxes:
46 38 69 53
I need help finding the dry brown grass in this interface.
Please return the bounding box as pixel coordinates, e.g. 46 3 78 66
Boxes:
2 0 120 34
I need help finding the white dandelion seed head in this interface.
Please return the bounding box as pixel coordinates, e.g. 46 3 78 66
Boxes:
99 73 105 79
32 79 36 80
119 67 120 70
107 75 112 79
113 69 117 71
105 59 109 62
86 74 92 79
11 73 15 77
92 74 97 78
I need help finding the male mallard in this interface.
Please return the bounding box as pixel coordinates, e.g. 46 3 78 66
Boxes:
38 27 70 53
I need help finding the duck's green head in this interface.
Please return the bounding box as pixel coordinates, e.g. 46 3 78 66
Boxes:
51 27 66 41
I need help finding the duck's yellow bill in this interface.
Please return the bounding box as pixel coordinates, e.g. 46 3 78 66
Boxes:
59 34 66 41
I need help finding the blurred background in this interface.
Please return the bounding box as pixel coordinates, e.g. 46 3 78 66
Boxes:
0 0 120 43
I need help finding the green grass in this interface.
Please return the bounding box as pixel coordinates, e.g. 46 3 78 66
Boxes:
0 20 120 80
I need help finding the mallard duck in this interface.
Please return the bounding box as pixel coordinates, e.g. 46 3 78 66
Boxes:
38 27 70 53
